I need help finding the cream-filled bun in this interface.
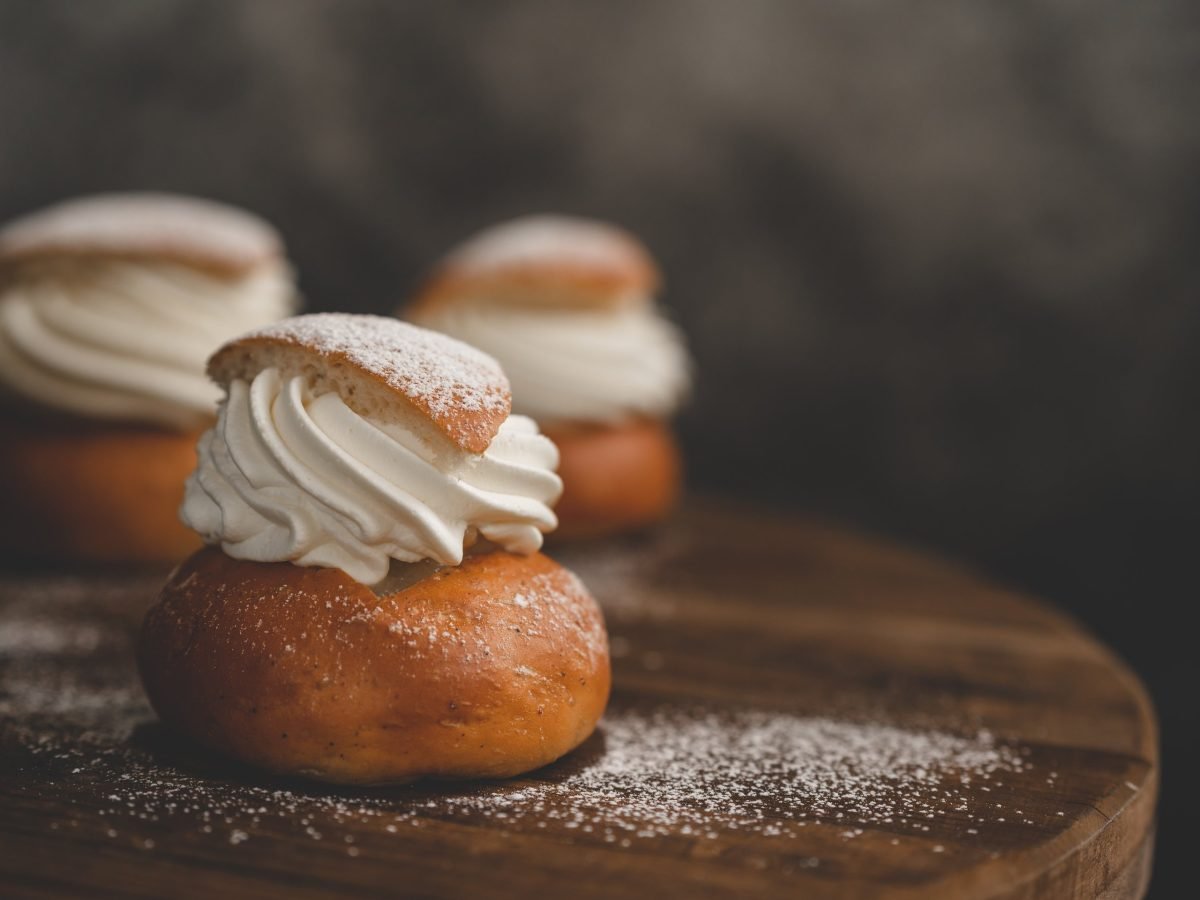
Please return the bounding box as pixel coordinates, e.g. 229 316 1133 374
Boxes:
0 192 298 431
0 193 298 564
408 215 690 426
406 215 690 535
185 313 561 584
140 313 610 782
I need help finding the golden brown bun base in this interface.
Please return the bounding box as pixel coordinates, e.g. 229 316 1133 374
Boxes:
0 415 203 565
138 548 610 784
547 419 681 539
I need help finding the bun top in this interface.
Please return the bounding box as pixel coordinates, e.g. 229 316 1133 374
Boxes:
0 193 282 277
208 313 512 454
410 214 660 313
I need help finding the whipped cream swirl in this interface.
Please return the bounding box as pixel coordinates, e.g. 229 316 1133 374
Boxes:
182 367 562 585
0 261 295 429
415 302 690 425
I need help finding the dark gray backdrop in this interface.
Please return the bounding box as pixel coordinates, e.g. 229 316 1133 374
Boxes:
2 2 1197 890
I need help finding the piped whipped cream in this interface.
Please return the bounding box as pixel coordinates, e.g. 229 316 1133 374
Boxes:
414 302 690 425
182 367 562 585
0 260 295 430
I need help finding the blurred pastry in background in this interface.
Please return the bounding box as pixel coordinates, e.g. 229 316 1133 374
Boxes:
406 214 691 537
0 192 298 564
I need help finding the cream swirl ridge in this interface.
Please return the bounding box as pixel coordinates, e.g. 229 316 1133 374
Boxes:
414 302 691 425
0 260 295 430
182 367 562 585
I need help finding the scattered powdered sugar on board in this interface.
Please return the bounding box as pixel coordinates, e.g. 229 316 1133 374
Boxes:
0 662 144 722
0 614 111 656
2 570 1037 862
435 708 1028 841
7 699 1029 854
0 575 158 730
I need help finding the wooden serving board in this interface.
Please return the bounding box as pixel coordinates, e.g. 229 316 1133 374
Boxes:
0 501 1157 899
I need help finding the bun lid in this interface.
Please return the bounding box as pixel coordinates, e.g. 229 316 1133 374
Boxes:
0 192 282 278
208 313 512 454
410 214 660 314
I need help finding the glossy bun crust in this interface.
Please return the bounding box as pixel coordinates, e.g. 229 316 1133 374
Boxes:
0 415 203 564
547 419 681 539
138 547 610 784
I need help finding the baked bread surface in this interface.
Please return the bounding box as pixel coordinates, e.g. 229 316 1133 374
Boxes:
0 414 204 564
547 419 682 538
0 192 282 278
411 215 660 314
138 546 610 783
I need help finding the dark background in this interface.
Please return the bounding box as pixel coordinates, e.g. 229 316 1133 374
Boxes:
1 1 1197 892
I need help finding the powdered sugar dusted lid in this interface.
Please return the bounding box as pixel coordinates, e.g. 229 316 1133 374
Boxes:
208 313 512 454
0 193 282 277
411 214 661 312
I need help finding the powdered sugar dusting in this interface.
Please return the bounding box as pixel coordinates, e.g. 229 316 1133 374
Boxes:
444 215 648 274
0 615 110 656
0 193 280 270
368 562 605 673
221 314 510 449
520 567 609 669
432 708 1029 844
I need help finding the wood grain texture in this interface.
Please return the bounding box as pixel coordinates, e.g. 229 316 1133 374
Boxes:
0 500 1157 899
